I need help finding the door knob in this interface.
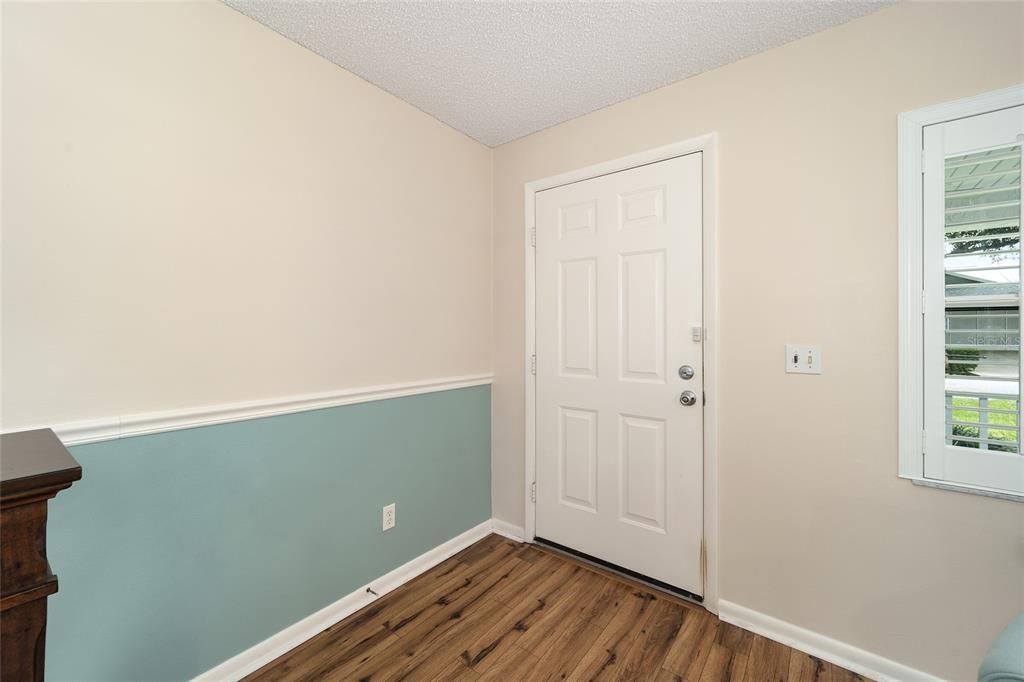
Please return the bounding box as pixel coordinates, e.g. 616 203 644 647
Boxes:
679 390 698 406
678 365 694 380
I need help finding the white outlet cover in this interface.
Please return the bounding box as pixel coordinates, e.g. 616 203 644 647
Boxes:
382 503 396 531
786 344 823 375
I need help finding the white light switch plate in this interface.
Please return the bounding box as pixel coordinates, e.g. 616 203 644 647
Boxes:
786 344 822 374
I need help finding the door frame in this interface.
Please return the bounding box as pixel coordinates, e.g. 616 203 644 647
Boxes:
523 134 720 612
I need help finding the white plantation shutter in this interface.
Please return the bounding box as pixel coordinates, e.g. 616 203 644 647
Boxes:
943 146 1021 453
922 104 1024 495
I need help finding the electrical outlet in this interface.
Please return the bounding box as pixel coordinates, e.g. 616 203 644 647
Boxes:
785 344 823 374
382 503 396 531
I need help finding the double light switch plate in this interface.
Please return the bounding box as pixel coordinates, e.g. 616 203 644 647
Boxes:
786 344 822 374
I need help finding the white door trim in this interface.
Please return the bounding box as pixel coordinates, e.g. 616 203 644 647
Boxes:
523 134 719 612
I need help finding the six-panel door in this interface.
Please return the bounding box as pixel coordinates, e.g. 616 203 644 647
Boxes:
535 153 704 593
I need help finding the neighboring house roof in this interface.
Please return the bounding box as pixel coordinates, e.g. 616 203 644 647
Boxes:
946 272 984 285
946 282 1021 298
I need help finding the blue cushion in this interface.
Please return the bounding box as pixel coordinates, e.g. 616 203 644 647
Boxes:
980 613 1024 682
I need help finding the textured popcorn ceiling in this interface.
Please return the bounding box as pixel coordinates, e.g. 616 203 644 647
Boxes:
225 1 890 146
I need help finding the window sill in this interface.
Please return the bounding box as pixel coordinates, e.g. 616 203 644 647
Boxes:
906 476 1024 503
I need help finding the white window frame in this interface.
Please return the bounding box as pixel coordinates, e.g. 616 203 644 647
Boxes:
898 84 1024 502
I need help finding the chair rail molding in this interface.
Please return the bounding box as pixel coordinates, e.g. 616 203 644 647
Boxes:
3 374 494 446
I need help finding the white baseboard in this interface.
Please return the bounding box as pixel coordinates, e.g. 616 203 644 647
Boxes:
490 518 526 542
717 600 942 682
193 519 501 682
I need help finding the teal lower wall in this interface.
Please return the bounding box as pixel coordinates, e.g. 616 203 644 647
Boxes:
45 385 491 681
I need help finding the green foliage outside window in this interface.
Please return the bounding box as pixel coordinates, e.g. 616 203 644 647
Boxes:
946 347 981 376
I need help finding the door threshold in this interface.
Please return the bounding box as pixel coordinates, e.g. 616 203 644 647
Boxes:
533 536 704 605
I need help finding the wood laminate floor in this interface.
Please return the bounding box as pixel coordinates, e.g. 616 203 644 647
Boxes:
247 534 868 681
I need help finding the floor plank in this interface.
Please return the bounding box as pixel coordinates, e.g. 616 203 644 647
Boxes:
614 597 687 680
386 597 511 681
478 644 543 681
566 588 660 680
654 668 685 682
531 580 629 680
787 649 832 682
717 621 754 656
352 558 526 680
434 656 481 681
513 566 600 656
460 561 580 673
831 664 870 682
244 534 873 682
744 633 793 682
489 552 565 606
662 605 720 679
699 643 748 681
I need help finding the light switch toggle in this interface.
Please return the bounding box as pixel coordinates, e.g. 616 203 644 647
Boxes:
785 344 823 374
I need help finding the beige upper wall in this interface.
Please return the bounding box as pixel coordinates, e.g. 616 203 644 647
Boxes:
492 3 1024 679
1 1 492 428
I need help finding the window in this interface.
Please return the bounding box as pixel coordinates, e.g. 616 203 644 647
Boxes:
899 86 1024 499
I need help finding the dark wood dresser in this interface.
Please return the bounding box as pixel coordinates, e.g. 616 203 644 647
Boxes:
1 429 82 682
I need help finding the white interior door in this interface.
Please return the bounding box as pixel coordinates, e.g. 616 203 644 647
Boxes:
535 153 703 594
